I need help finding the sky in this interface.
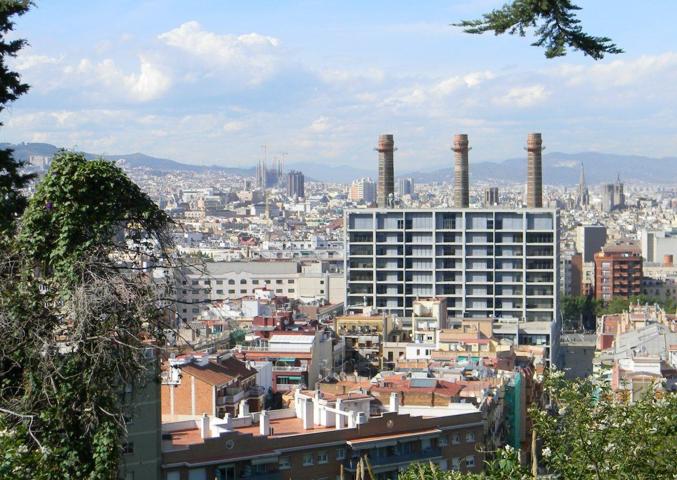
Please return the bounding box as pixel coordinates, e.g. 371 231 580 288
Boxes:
4 0 677 170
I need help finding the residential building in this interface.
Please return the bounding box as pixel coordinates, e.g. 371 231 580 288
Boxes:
121 350 162 480
484 187 499 207
345 208 560 364
349 177 376 204
575 224 607 263
161 388 484 480
175 261 344 322
594 244 643 301
641 227 677 263
235 331 333 392
287 170 305 199
161 353 263 418
398 177 414 196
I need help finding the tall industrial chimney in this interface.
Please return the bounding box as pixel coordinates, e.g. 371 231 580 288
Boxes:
452 134 470 208
376 134 395 208
526 133 544 208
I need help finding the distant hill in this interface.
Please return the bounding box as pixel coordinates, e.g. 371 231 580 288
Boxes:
406 152 677 185
1 142 255 176
4 142 677 185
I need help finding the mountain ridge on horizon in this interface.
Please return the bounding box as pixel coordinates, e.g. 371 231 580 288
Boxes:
4 142 676 185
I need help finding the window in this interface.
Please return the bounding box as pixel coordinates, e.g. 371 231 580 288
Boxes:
182 289 187 294
276 289 283 293
336 447 346 460
191 280 198 286
191 289 199 294
438 436 448 447
317 450 328 464
265 280 271 284
288 279 294 284
182 280 187 285
192 308 199 314
188 468 206 480
320 280 325 285
204 280 211 285
240 279 247 284
320 290 324 294
465 455 475 468
167 472 181 480
288 289 295 293
252 280 259 285
279 457 291 470
451 457 460 471
465 431 475 443
228 279 235 285
216 280 223 285
122 442 134 454
216 289 223 294
240 289 247 294
276 280 283 284
302 453 314 466
228 289 235 294
451 433 460 445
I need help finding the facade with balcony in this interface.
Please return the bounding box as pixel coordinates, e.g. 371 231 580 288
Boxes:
345 208 560 365
236 331 333 392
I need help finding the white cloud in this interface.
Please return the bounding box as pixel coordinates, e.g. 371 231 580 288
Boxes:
307 116 331 133
494 84 549 107
158 21 282 84
223 120 246 132
70 56 172 102
13 53 62 70
552 52 677 88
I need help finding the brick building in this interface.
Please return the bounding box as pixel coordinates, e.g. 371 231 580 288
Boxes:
162 353 262 418
594 244 643 301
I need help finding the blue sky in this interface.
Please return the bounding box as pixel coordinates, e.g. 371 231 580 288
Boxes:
4 1 677 169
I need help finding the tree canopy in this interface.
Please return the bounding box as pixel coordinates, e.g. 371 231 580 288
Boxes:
398 373 677 479
455 0 623 60
0 0 33 235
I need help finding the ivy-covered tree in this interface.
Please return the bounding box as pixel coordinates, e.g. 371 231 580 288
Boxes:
0 0 34 236
0 151 174 479
455 0 623 60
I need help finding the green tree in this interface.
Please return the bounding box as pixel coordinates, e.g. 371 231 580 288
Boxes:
0 0 34 236
455 0 623 60
531 371 677 479
1 151 174 479
398 374 676 479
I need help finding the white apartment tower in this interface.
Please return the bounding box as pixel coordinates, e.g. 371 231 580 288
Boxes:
345 208 560 364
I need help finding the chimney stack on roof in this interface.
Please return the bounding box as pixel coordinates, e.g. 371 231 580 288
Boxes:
526 133 544 208
452 134 470 208
376 134 395 208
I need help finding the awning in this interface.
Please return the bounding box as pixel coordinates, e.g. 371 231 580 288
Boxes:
250 455 279 465
348 429 442 448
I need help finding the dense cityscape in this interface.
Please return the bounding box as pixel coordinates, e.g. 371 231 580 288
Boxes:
1 2 676 480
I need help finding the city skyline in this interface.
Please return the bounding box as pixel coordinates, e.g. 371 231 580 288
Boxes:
3 0 677 169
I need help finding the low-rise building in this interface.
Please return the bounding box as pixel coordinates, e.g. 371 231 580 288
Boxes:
161 388 484 479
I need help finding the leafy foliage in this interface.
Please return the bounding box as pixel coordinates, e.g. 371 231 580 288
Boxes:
398 374 676 479
531 371 677 479
18 151 171 284
455 0 623 60
1 151 174 479
562 294 677 330
398 446 527 479
0 0 34 235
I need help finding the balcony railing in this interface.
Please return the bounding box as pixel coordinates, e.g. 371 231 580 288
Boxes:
344 447 442 470
272 365 308 372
